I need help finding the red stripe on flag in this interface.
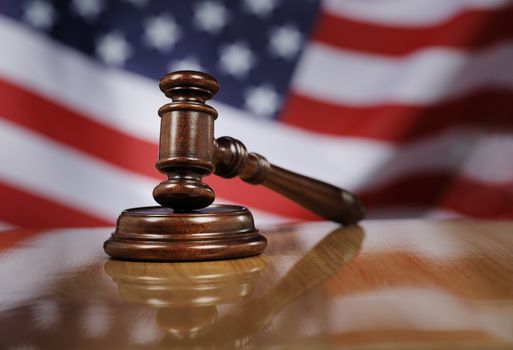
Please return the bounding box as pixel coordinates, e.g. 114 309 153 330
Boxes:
315 6 513 56
281 90 513 141
209 172 513 221
0 228 49 251
0 182 110 227
359 173 513 219
0 79 159 179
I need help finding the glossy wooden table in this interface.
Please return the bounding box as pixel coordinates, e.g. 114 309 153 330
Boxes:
1 220 512 349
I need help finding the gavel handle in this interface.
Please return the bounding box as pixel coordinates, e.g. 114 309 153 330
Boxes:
214 137 365 225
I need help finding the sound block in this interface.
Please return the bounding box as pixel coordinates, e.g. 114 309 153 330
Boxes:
104 205 267 261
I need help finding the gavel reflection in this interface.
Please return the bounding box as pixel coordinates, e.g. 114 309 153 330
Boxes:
105 225 364 348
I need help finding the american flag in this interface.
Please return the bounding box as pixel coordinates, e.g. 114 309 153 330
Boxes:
0 0 512 229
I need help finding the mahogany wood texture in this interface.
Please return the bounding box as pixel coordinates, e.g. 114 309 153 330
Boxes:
153 71 220 211
1 220 513 349
105 70 364 261
215 136 365 225
104 205 266 261
153 70 365 223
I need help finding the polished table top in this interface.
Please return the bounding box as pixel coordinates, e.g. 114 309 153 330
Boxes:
0 220 512 349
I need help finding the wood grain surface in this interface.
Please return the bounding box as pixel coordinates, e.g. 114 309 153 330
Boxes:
0 219 512 349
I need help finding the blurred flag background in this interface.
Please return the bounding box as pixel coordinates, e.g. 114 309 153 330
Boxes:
0 0 512 229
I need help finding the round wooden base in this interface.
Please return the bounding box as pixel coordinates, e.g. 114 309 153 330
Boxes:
104 205 267 261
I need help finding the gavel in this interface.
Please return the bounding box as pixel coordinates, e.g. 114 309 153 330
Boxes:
104 71 365 262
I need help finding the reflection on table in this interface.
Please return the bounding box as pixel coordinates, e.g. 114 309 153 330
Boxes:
0 220 512 349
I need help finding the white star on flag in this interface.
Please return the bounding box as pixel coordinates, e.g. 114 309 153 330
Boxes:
194 1 230 34
96 32 132 66
244 84 280 117
144 14 181 52
244 0 278 17
71 0 104 20
23 1 57 30
269 25 303 59
219 42 257 78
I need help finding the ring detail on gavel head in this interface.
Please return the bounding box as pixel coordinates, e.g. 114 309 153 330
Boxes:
214 136 271 185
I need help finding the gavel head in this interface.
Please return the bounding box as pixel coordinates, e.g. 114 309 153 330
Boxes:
153 71 220 210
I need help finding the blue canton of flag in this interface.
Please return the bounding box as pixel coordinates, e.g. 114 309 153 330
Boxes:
2 0 320 119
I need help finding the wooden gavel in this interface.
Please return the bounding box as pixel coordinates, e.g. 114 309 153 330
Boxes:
104 71 364 262
153 71 365 225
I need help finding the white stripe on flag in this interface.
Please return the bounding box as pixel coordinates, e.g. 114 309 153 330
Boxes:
293 41 513 106
355 128 513 190
0 119 156 221
322 0 513 26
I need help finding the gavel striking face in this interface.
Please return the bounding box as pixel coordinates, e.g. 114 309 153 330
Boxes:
104 71 364 262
